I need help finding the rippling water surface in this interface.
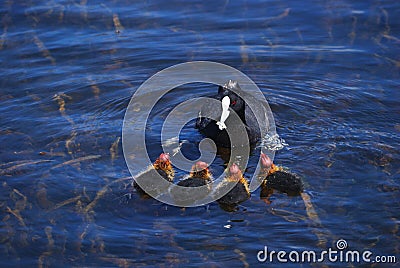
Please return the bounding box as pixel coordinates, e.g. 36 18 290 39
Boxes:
1 0 399 267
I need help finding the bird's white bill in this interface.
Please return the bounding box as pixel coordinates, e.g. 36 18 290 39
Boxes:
216 96 230 130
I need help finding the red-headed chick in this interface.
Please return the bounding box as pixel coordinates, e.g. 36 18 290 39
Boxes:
260 153 303 197
133 153 174 198
171 161 213 206
216 163 250 206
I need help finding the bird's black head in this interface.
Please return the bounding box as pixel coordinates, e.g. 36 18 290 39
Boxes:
218 80 245 120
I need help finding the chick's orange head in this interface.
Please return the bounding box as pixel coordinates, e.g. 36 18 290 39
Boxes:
159 153 170 162
192 161 208 172
228 163 243 181
260 153 273 169
154 153 172 170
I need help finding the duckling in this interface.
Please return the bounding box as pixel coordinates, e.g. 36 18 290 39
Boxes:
133 153 174 198
215 163 250 209
259 153 303 198
259 154 322 230
170 161 212 206
177 161 212 187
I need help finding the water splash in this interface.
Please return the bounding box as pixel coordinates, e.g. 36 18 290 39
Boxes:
260 133 288 151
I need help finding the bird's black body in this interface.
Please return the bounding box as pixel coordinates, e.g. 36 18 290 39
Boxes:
177 177 209 188
170 177 212 206
216 181 250 205
263 171 304 196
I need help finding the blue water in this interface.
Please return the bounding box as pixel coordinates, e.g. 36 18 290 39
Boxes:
1 0 399 267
